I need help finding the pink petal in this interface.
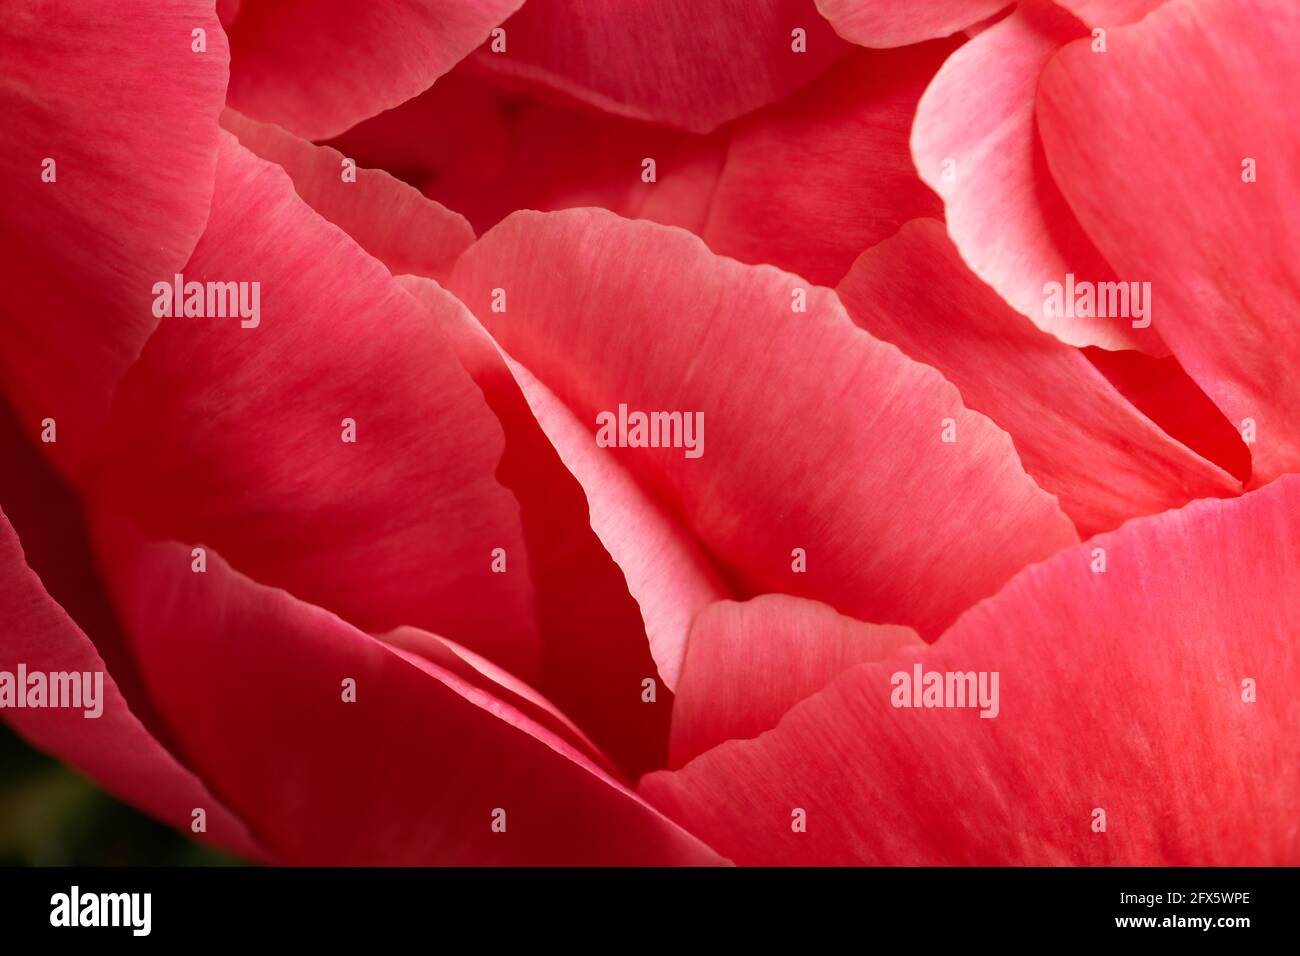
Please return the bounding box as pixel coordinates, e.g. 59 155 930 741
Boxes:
502 358 733 690
221 109 473 282
402 273 730 690
642 477 1300 864
0 508 263 860
446 209 1078 641
815 0 1007 47
81 133 542 681
467 0 851 133
1053 0 1166 25
670 595 920 767
837 219 1239 536
699 44 953 286
0 0 229 468
224 0 526 140
911 0 1164 352
1036 0 1300 483
397 275 690 772
92 518 724 865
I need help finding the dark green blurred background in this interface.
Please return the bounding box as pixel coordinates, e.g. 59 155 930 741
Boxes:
0 723 241 866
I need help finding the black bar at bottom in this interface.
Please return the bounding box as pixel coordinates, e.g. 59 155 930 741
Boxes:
0 866 1287 942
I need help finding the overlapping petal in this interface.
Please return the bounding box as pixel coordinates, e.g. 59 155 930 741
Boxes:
377 624 612 773
496 358 733 691
0 507 262 861
334 45 947 286
223 0 526 140
698 44 952 285
911 0 1163 352
91 518 724 865
816 0 1007 47
643 477 1300 865
0 0 229 469
1085 347 1252 485
396 275 683 774
2 0 1288 872
1037 0 1300 483
80 133 542 680
669 595 919 767
447 208 1079 672
1053 0 1165 25
837 219 1239 536
221 109 474 282
467 0 851 133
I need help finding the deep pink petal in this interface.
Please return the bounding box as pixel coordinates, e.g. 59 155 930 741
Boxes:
323 73 513 211
1085 347 1252 485
332 72 726 237
447 209 1079 644
815 0 1007 47
643 477 1300 865
670 595 919 767
467 0 851 134
221 109 474 282
80 133 542 681
92 518 724 865
699 44 952 285
437 91 724 235
331 47 946 286
224 0 526 140
1037 0 1300 483
378 624 613 774
217 0 242 25
911 0 1164 352
0 0 229 469
837 220 1239 536
0 508 263 860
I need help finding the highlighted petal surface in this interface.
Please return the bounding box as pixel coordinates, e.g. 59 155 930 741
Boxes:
837 220 1238 536
1037 0 1300 482
911 1 1162 352
816 0 1006 47
447 209 1078 653
643 478 1300 865
670 595 919 767
0 0 229 467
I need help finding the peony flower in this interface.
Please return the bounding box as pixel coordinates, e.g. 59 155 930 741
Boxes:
0 0 1295 867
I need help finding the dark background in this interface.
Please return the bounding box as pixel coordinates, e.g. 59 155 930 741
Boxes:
0 723 238 866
